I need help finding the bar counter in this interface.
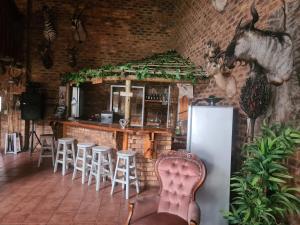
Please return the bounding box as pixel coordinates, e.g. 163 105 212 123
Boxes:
61 120 172 135
60 120 173 186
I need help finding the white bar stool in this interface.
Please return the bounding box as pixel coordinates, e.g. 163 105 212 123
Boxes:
38 134 55 167
111 150 139 199
72 143 94 184
4 133 21 155
54 138 76 176
88 146 113 191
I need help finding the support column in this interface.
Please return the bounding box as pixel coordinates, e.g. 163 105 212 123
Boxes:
124 80 131 121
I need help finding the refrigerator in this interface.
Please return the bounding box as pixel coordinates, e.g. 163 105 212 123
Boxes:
71 86 84 118
187 105 234 225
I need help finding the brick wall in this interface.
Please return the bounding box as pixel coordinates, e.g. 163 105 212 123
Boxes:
172 0 299 224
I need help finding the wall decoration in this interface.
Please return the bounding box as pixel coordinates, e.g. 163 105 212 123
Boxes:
225 2 293 86
204 41 237 98
66 46 78 68
39 5 56 69
62 51 208 85
211 0 227 12
240 64 271 141
71 4 87 43
38 42 53 69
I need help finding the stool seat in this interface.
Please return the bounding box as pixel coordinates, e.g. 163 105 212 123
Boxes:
117 150 136 157
58 138 74 143
93 146 112 152
77 143 95 148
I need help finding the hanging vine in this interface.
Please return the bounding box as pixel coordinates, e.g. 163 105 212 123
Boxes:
61 51 208 85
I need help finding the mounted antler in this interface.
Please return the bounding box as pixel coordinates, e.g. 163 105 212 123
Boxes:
204 41 237 98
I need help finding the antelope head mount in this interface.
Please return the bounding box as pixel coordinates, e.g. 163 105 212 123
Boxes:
71 4 87 43
204 41 237 98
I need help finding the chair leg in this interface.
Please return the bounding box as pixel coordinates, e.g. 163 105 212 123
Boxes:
111 156 120 195
71 143 76 165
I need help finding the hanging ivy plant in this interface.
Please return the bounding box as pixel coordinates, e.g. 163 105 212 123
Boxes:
61 51 209 86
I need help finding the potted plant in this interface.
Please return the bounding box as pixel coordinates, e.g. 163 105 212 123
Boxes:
224 123 300 225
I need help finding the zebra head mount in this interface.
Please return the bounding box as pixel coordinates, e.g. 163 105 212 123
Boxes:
224 1 293 85
39 43 53 69
42 5 56 43
71 5 87 43
67 46 78 68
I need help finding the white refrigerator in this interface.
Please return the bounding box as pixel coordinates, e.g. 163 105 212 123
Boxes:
187 105 234 225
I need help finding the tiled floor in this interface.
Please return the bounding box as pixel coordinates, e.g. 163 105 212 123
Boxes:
0 151 155 225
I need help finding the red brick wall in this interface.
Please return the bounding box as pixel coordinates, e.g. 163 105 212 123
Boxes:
172 1 299 224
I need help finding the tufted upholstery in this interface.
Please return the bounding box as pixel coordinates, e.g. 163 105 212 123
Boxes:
125 151 206 225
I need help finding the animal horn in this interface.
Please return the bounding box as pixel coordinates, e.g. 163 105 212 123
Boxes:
235 18 243 32
250 0 259 28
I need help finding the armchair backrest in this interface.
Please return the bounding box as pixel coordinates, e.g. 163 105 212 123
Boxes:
155 151 206 221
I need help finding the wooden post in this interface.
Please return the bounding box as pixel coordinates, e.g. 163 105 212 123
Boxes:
124 80 131 121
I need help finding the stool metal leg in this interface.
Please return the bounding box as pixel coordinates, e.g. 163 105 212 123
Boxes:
82 149 87 184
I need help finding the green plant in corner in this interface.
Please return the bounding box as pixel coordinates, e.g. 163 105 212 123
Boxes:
224 122 300 225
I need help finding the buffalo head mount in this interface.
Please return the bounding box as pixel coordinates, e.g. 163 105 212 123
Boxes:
225 1 293 85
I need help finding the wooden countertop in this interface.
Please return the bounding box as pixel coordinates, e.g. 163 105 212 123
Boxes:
60 120 172 135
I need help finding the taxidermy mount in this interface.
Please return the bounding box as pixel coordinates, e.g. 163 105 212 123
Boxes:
225 1 293 86
204 41 237 98
71 4 87 43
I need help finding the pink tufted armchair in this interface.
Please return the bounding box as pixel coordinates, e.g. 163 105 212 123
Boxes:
125 151 206 225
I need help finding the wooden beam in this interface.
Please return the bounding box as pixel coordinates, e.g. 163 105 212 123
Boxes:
124 80 131 121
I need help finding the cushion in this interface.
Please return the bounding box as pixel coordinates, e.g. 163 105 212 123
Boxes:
132 212 187 225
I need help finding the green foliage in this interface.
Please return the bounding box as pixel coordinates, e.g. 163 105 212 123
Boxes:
224 123 300 225
61 51 208 85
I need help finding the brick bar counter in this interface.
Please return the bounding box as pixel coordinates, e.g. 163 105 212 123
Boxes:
60 120 173 187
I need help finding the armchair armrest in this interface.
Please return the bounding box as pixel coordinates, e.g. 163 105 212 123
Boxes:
124 194 160 225
188 201 200 225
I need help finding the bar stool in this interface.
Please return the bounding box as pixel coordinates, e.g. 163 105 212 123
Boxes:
111 150 139 199
72 143 94 184
38 134 55 167
88 146 113 191
4 132 21 155
54 138 76 176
